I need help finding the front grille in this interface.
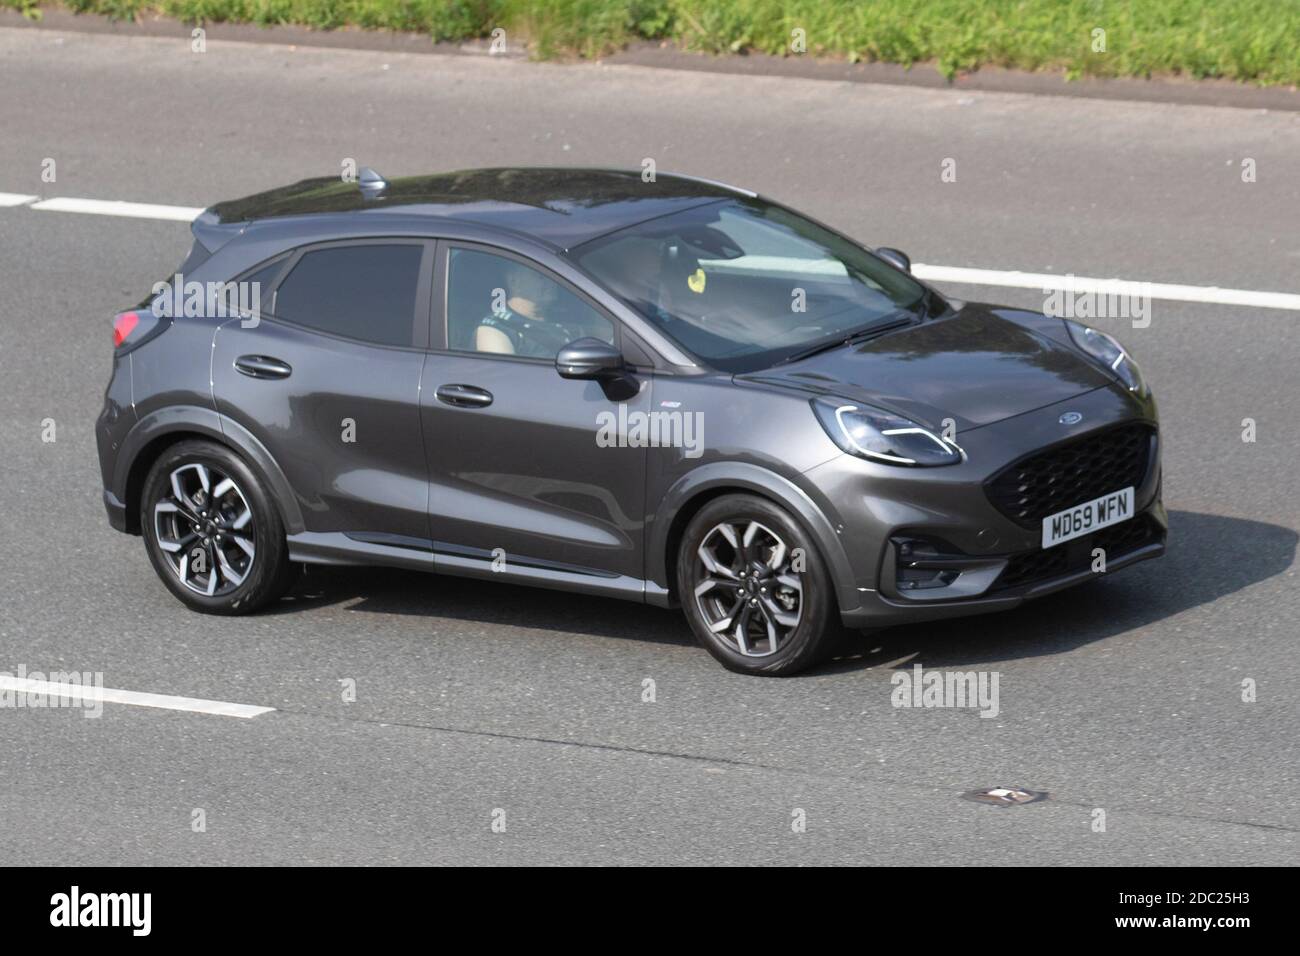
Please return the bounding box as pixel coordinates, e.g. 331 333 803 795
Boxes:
992 513 1161 592
986 423 1154 528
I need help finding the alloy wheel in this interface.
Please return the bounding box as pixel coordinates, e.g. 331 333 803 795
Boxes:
153 462 256 597
693 520 803 657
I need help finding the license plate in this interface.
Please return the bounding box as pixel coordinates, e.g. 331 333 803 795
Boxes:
1041 487 1135 549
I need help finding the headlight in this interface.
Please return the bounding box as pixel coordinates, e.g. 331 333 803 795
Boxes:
1065 320 1147 395
812 398 961 466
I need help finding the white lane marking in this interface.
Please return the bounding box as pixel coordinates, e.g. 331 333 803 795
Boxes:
29 196 203 222
0 675 274 719
7 192 1298 310
913 264 1300 311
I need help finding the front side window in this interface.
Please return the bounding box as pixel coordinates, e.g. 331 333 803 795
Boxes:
571 198 927 372
446 248 615 359
273 243 424 347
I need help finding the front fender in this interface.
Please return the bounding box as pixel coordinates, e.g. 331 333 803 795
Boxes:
646 461 860 614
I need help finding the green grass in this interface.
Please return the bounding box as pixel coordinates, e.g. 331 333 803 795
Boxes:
9 0 1299 86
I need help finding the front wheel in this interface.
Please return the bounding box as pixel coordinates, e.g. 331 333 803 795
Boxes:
676 494 840 676
140 439 297 614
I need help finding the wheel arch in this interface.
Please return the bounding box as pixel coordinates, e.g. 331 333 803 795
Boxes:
648 463 861 614
114 405 304 535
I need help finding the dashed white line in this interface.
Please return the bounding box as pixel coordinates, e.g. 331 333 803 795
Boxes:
29 196 204 222
0 675 275 719
5 191 1298 310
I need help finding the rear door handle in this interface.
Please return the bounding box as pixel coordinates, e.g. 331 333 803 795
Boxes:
234 355 292 379
435 384 493 408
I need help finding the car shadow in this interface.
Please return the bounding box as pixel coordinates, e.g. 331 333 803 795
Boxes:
811 509 1296 675
270 510 1294 669
273 559 697 648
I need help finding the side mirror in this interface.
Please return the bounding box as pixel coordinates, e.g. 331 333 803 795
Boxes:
875 247 912 273
556 338 625 380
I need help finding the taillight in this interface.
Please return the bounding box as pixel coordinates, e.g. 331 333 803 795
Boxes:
113 311 140 348
111 309 171 353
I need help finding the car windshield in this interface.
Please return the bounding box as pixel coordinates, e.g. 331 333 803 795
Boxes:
571 198 927 372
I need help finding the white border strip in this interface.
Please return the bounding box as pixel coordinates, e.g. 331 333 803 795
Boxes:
0 675 274 719
29 197 203 222
0 192 38 207
913 263 1300 311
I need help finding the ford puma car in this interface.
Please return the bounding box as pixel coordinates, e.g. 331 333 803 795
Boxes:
97 168 1164 675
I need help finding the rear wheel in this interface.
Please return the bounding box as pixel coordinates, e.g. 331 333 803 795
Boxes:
140 440 297 614
677 494 840 675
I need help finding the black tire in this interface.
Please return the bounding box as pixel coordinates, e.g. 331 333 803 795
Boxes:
676 494 840 676
140 439 297 614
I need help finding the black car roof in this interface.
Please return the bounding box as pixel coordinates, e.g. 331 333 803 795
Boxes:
204 167 751 250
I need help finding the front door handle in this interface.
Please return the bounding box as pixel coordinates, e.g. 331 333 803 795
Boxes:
435 384 494 408
234 355 292 379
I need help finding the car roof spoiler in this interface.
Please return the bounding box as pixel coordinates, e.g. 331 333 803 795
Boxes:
190 208 247 253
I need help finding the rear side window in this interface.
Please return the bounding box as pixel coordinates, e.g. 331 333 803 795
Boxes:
242 258 286 293
274 244 423 347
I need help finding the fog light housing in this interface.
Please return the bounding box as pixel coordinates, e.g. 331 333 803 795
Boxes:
888 534 1010 601
891 536 966 591
898 565 960 591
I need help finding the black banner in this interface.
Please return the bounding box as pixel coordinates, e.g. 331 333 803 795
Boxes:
5 866 1281 939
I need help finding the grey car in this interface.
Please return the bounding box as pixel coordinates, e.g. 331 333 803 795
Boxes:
96 167 1164 675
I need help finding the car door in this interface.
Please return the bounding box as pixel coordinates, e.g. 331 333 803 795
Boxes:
420 242 652 585
212 238 434 540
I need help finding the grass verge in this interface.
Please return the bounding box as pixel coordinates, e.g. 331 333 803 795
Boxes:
8 0 1299 86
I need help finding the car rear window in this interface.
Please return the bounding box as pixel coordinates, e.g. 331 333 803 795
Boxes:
274 243 423 347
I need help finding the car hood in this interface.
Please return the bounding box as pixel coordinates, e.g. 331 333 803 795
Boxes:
739 303 1111 430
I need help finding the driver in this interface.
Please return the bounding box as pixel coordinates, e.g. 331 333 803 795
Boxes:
476 262 584 358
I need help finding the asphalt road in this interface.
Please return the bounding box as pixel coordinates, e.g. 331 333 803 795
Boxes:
0 27 1297 866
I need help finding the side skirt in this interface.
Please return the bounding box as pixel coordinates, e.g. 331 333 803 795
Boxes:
286 531 653 604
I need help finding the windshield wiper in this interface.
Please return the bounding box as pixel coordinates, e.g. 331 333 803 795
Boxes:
775 313 914 366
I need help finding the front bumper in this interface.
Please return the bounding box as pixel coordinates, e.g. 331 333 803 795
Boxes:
839 500 1166 628
803 384 1165 628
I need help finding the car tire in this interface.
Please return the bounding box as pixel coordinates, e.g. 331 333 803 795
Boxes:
140 439 298 614
677 494 841 676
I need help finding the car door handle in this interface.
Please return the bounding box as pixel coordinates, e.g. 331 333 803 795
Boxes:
234 355 293 379
435 384 494 408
